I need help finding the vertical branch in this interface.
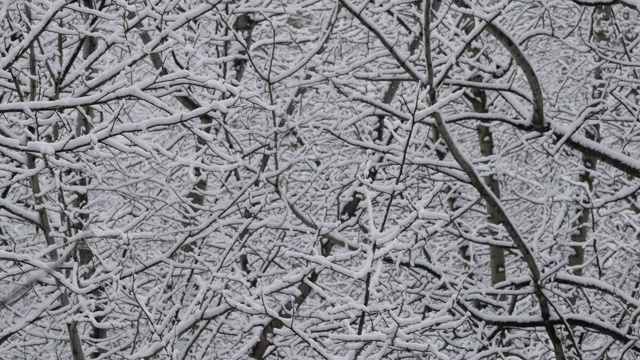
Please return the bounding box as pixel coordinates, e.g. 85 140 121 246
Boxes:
565 8 606 356
252 7 341 358
452 9 507 289
75 0 97 270
568 6 607 280
473 93 507 287
74 1 107 355
24 4 86 360
424 4 473 276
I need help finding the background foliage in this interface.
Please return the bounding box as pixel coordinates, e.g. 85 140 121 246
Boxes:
1 0 640 358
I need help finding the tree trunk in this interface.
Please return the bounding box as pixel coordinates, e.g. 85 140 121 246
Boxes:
568 5 607 279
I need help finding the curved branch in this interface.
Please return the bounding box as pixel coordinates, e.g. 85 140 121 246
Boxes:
424 1 565 358
479 16 546 131
570 0 640 10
